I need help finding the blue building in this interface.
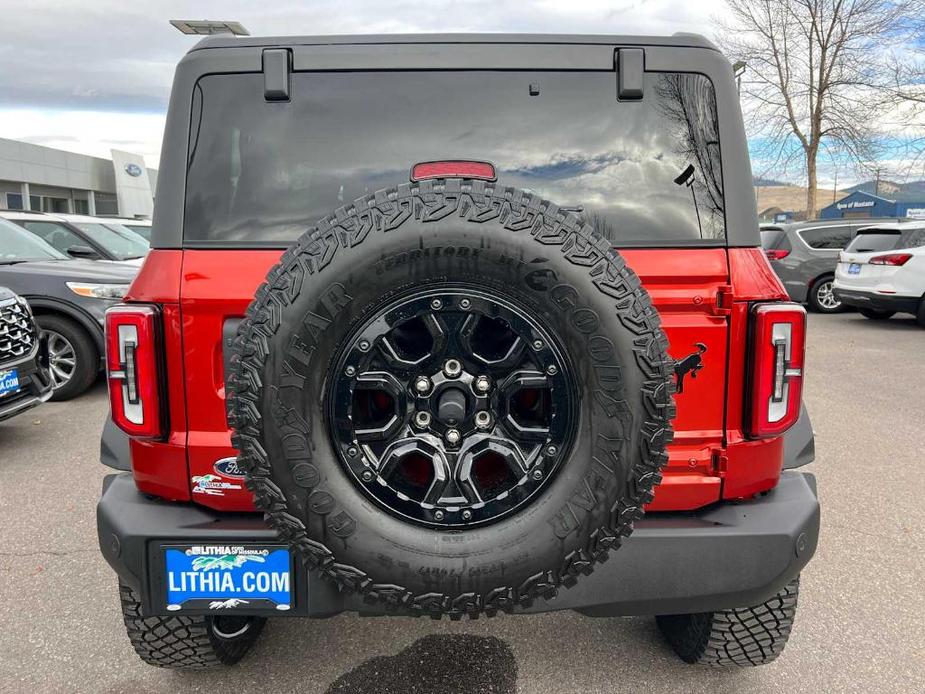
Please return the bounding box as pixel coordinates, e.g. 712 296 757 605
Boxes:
819 190 925 221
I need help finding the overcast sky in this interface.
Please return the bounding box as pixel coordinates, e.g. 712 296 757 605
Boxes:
0 1 726 168
0 0 918 186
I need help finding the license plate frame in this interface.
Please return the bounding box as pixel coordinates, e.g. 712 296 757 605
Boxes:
848 263 862 275
162 543 293 613
0 368 20 397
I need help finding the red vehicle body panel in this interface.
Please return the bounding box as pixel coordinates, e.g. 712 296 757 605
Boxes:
123 247 790 513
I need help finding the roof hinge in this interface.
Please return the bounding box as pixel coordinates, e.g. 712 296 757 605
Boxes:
615 48 645 101
263 48 292 102
713 283 734 316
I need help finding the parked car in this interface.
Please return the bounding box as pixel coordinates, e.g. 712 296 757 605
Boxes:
761 218 902 313
100 217 152 242
834 220 925 325
0 217 136 399
0 210 149 267
97 33 819 670
0 285 53 422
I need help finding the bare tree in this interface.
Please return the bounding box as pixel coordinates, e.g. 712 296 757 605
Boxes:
715 0 923 218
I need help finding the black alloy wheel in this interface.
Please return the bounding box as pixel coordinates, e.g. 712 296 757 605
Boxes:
330 287 577 528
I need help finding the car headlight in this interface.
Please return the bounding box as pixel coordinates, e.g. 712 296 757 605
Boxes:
65 282 129 300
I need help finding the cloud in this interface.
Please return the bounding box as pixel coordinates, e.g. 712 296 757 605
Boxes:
1 110 165 167
0 0 722 166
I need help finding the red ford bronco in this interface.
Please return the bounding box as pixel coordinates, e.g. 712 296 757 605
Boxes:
96 33 819 669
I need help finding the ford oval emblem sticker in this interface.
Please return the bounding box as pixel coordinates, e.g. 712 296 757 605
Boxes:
124 163 143 177
214 457 246 478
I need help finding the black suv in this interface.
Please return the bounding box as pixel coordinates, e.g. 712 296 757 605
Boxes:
0 286 52 422
0 217 136 400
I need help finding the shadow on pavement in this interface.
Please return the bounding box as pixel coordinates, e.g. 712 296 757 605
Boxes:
839 313 921 331
325 633 516 694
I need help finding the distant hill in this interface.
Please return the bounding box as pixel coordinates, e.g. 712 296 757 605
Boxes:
845 180 925 202
755 184 849 219
753 177 788 187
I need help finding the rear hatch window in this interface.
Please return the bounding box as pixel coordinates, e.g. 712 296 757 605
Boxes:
184 71 725 247
846 227 925 253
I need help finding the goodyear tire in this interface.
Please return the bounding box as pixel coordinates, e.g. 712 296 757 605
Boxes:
227 179 674 618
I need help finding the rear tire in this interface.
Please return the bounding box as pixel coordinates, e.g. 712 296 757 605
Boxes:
917 298 925 328
807 277 841 313
35 314 97 400
656 577 800 667
859 309 895 320
119 581 266 669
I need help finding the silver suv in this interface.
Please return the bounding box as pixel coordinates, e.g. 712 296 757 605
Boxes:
761 218 902 313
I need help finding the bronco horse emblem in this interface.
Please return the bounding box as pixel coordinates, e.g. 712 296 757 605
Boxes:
673 342 707 394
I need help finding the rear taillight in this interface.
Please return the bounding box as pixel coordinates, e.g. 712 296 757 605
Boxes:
747 303 806 439
764 248 790 260
105 304 163 438
869 253 912 266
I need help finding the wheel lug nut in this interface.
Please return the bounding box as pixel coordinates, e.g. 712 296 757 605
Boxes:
532 468 544 481
546 445 557 456
445 428 461 445
358 339 371 352
475 411 492 429
443 359 462 378
345 365 356 376
460 298 471 309
546 364 558 375
414 376 432 394
434 510 445 521
474 375 491 393
462 510 472 521
431 298 443 310
347 446 358 457
533 339 543 350
361 470 374 482
414 411 432 428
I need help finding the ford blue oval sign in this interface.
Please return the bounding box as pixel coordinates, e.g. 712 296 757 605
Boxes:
124 163 143 177
213 457 246 478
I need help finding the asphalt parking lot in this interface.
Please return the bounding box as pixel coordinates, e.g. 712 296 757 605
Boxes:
1 311 923 694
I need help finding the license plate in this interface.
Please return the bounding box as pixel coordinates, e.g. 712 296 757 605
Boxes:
0 369 20 397
848 263 861 275
164 544 292 612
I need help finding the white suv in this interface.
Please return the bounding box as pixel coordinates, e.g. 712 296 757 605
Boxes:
834 220 925 325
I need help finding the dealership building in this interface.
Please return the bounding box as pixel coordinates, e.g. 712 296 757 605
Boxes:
818 189 925 221
0 137 157 219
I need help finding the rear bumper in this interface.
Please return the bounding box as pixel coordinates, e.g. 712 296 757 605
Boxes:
833 288 920 314
97 470 819 618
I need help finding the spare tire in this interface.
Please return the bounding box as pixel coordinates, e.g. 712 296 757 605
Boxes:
227 179 674 618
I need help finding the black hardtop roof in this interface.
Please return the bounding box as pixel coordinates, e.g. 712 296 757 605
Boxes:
190 32 718 53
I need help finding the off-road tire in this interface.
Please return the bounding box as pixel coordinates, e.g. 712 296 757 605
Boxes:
119 582 265 669
807 276 841 313
656 576 800 667
227 179 675 619
35 314 97 400
859 309 895 320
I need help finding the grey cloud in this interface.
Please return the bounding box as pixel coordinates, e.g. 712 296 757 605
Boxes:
0 0 715 112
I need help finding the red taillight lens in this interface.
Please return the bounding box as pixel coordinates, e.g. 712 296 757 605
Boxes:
410 160 497 182
869 253 912 266
747 303 806 439
764 248 790 260
105 304 163 438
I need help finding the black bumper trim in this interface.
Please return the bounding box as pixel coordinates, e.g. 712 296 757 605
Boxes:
0 345 52 423
97 471 819 618
834 288 920 314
